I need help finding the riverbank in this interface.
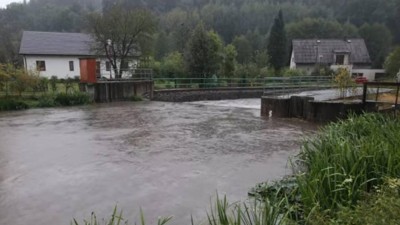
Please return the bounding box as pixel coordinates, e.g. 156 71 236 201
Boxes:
0 93 91 111
251 113 400 224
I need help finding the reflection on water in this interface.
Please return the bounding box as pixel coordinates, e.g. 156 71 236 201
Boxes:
0 100 315 225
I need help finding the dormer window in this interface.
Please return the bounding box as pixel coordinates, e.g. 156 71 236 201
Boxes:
336 54 345 65
333 50 350 65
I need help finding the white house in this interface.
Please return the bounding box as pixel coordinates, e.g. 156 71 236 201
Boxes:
19 31 137 79
290 39 384 80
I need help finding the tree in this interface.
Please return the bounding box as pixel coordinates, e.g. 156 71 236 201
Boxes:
334 68 355 99
0 64 11 93
286 18 359 40
184 23 222 79
267 10 287 71
88 5 157 78
232 35 253 64
161 51 185 78
384 47 400 77
253 50 269 69
154 31 170 60
359 23 393 68
221 44 237 79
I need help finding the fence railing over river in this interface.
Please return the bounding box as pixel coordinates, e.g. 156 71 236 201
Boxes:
152 76 333 92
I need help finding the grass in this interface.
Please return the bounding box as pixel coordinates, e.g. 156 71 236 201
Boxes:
72 195 289 225
297 113 400 213
251 113 400 224
71 206 172 225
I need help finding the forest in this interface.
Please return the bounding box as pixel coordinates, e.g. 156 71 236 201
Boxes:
1 0 399 77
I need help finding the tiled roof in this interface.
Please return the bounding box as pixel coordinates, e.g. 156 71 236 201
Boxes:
292 39 371 64
19 31 95 56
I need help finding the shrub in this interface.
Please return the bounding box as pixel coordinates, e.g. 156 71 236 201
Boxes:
10 69 40 96
55 92 90 106
0 99 29 110
37 94 57 107
50 76 58 92
130 95 143 101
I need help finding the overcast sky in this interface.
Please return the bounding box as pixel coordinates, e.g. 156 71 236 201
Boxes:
0 0 23 8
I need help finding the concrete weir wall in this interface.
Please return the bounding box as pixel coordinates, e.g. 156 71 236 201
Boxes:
81 81 154 102
153 88 265 102
261 96 377 122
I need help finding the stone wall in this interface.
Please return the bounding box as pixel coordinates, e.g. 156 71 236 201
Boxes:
81 80 154 102
153 88 265 102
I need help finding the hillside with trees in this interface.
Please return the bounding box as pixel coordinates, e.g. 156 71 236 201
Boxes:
1 0 399 77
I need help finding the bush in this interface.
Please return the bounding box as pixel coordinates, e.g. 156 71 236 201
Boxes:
55 92 90 106
130 95 143 101
0 99 29 110
50 76 58 92
37 94 57 107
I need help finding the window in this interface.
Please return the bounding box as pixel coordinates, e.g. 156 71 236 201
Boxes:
121 61 129 71
36 61 46 71
106 61 111 71
96 61 101 77
69 61 74 71
335 54 345 65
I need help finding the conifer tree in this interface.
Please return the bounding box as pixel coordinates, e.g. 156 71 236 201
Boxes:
267 10 287 71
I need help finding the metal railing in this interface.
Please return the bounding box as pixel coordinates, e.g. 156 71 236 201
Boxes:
362 82 400 113
153 76 334 92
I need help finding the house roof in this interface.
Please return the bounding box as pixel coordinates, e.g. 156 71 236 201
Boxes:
292 39 371 64
19 31 95 56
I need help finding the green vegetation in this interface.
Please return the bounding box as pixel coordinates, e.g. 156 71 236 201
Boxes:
129 95 143 102
385 46 400 77
267 10 287 72
333 68 356 99
87 5 157 78
72 195 288 225
1 0 399 79
0 99 29 110
0 92 91 111
252 113 400 224
0 63 92 111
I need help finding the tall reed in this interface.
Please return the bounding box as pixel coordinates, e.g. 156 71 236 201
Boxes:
297 113 400 215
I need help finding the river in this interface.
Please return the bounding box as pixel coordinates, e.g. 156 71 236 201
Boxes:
0 99 316 225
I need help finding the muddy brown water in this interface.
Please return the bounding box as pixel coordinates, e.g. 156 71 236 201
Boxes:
0 99 316 225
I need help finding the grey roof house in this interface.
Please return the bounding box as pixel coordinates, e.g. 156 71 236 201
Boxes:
20 31 95 56
19 31 137 79
290 39 372 71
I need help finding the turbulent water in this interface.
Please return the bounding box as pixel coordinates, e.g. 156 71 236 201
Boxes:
0 99 315 225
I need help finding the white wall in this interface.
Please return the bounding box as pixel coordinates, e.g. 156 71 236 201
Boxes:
24 55 138 79
24 55 81 79
96 60 138 79
352 69 385 81
289 50 296 69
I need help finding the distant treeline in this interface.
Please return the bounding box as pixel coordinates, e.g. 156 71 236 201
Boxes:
1 0 399 70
